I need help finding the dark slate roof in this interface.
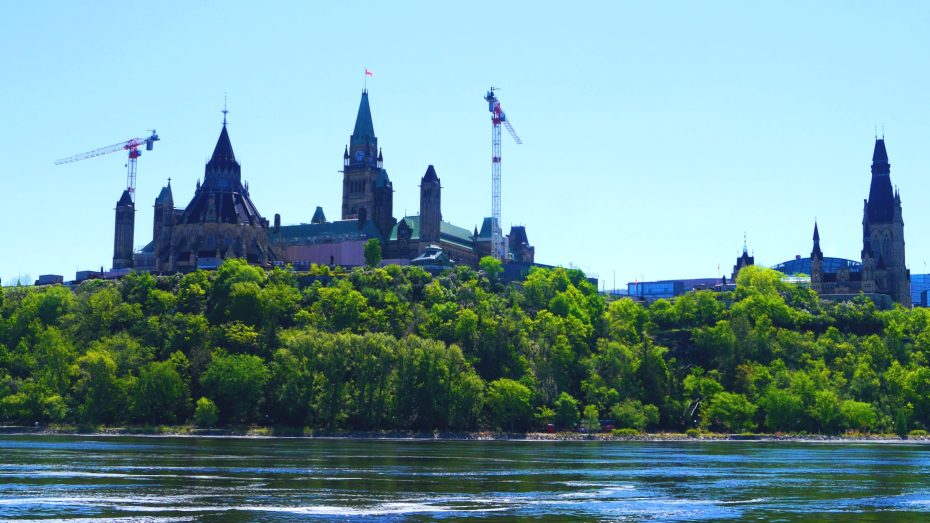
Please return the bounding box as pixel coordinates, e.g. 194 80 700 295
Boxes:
272 218 381 245
179 190 265 225
411 245 453 266
422 164 439 183
178 124 265 226
351 91 375 146
389 215 475 250
866 138 895 223
117 189 133 207
509 225 529 246
155 183 173 204
311 206 327 224
477 217 493 241
209 125 237 168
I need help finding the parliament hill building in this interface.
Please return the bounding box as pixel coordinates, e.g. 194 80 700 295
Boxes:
132 91 534 273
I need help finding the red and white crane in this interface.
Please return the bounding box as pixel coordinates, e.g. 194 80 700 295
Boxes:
484 88 521 261
55 130 160 203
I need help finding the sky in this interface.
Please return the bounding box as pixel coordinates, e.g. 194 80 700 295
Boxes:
2 2 929 288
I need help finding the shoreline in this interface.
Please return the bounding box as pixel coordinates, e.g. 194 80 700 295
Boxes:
1 425 928 444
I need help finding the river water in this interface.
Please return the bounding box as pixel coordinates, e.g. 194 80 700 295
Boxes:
1 435 929 521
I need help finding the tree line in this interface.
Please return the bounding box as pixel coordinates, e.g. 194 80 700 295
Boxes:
1 257 929 435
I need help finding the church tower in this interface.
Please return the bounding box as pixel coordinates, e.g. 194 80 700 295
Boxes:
113 189 135 269
152 180 174 271
342 91 382 220
861 138 910 306
419 165 441 244
810 222 823 293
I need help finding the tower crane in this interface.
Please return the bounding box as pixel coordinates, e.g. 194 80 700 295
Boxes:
55 130 160 203
484 88 521 261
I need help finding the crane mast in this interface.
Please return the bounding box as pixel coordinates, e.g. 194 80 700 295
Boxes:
55 130 160 203
484 88 521 261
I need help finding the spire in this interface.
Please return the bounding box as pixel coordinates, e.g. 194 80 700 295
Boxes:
422 164 439 183
871 138 889 174
209 125 238 166
866 137 895 223
343 145 349 159
811 221 823 260
351 91 375 145
742 232 748 255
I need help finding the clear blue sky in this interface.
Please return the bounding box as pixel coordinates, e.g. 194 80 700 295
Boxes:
2 2 929 287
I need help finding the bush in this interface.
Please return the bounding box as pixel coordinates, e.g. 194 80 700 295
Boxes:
908 429 929 437
193 397 219 428
686 428 700 438
611 428 641 437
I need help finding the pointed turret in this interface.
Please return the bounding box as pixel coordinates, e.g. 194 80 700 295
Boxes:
419 165 442 243
866 138 894 223
811 222 823 260
311 206 327 224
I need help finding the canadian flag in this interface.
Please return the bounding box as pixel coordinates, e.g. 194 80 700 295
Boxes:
365 68 374 77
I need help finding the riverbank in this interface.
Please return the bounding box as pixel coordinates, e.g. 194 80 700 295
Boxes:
2 424 928 443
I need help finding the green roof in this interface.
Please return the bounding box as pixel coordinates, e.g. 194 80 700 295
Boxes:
389 215 476 250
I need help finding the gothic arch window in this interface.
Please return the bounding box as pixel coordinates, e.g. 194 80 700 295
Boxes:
881 230 892 259
870 230 881 257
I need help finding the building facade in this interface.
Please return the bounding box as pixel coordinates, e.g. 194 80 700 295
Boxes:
810 138 911 306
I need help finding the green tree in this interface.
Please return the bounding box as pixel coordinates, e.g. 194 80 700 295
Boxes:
486 378 532 432
841 400 877 432
193 397 219 427
581 404 601 432
364 238 382 268
704 392 757 433
552 392 580 429
72 350 121 424
479 256 503 283
132 360 190 424
199 352 269 424
610 399 659 431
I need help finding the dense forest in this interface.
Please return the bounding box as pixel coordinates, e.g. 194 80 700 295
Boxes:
1 256 929 436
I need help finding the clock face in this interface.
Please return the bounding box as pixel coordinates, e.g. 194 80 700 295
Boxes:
354 150 365 162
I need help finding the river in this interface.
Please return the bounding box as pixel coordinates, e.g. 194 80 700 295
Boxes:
1 435 929 521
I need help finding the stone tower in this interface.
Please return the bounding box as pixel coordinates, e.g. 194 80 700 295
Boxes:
152 181 174 272
861 138 910 306
372 157 395 239
342 90 382 220
810 222 823 293
113 189 135 269
419 165 441 244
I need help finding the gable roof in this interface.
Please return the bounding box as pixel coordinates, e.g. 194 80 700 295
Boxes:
389 215 476 250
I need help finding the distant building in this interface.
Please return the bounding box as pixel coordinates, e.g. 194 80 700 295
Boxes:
810 139 911 306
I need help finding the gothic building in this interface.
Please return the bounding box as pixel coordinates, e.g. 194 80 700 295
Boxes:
137 121 276 271
130 90 534 273
272 90 535 268
810 138 910 306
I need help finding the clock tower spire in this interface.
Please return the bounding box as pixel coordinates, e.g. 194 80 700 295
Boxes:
342 91 391 231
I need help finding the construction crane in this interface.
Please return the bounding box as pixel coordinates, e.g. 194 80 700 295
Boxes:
484 88 521 261
55 130 160 203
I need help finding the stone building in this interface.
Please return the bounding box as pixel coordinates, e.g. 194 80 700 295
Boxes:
810 138 910 306
137 121 276 271
272 90 535 268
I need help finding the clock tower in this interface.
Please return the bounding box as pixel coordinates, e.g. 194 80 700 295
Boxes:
342 90 386 222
